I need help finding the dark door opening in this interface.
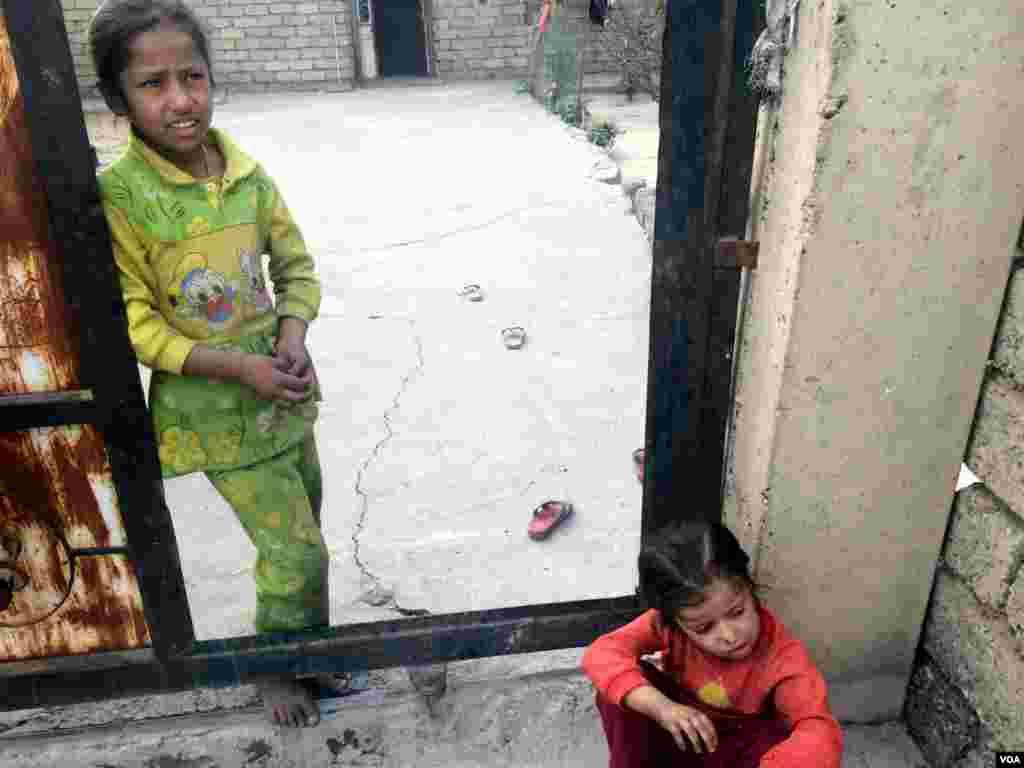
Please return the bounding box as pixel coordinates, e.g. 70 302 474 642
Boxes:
374 0 429 77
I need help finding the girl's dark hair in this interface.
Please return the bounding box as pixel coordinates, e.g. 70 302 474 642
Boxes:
89 0 215 114
638 520 762 633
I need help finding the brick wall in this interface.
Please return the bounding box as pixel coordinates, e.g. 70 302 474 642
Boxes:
65 0 356 100
905 228 1024 766
63 0 655 99
429 0 659 85
430 0 532 79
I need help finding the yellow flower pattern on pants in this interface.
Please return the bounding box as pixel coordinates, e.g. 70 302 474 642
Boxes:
158 426 207 475
147 330 323 632
206 437 327 633
206 430 242 465
148 328 317 479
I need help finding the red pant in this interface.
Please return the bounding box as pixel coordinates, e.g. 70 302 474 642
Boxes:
594 662 791 768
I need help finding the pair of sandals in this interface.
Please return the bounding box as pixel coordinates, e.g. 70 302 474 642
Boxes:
458 284 528 350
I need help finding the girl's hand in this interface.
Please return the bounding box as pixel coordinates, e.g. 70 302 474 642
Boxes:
654 702 718 755
275 317 312 377
240 353 311 404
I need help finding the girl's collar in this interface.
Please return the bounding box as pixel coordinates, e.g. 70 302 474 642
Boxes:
127 127 256 187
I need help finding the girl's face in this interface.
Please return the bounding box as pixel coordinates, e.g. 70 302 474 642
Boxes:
118 20 212 173
674 578 760 661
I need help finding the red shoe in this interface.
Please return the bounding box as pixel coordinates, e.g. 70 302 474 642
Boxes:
528 500 574 540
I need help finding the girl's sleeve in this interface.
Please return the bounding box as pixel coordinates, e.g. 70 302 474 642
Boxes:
581 609 667 706
263 177 321 324
759 643 843 768
103 202 197 374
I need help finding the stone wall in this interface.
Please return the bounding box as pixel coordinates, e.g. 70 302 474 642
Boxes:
66 0 357 99
905 229 1024 767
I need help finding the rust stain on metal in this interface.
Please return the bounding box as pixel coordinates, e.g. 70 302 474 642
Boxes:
0 518 71 628
0 20 78 373
46 556 151 654
0 14 150 662
0 556 150 661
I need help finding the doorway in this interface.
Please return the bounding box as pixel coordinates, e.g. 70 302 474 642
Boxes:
374 0 430 77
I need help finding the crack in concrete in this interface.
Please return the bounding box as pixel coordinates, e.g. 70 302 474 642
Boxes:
357 202 560 256
351 317 427 616
0 715 38 735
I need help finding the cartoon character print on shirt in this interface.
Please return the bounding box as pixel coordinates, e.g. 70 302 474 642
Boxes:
238 247 274 314
167 251 239 331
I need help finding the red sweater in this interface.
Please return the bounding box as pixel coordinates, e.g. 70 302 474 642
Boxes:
581 603 843 768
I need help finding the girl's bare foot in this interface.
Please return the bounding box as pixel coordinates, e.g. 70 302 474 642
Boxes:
258 676 320 728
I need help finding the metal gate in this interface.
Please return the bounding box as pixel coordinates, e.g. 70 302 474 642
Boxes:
0 0 762 709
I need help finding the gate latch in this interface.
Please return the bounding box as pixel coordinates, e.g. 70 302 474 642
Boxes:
715 238 759 270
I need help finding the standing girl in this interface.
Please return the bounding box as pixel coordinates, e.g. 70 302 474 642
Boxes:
582 521 843 767
90 0 329 728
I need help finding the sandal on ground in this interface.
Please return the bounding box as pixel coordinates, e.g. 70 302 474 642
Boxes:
528 500 574 540
458 283 484 302
314 670 371 698
633 447 645 484
502 326 527 350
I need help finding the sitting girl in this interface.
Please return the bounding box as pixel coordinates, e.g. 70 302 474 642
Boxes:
582 520 843 767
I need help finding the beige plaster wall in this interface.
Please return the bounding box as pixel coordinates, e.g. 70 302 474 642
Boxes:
725 0 1024 723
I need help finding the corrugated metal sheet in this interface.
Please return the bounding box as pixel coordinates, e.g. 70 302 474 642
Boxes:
0 12 150 662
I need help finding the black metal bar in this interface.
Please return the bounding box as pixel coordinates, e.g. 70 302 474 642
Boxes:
71 546 133 558
0 595 643 711
2 0 195 658
0 400 102 432
643 0 743 536
716 0 763 240
0 389 94 406
708 0 763 506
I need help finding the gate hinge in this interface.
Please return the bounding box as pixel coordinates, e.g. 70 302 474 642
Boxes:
716 238 759 270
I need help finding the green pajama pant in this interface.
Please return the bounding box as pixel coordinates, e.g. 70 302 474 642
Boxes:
206 436 329 633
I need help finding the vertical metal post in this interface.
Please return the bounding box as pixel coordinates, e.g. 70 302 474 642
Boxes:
640 0 762 541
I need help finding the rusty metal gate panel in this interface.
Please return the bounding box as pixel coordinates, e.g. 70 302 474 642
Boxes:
0 0 197 671
0 11 151 662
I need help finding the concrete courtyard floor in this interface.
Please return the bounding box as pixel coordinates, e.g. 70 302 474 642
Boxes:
0 81 926 767
155 80 651 637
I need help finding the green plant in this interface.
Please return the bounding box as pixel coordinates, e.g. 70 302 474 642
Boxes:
558 98 580 126
514 79 530 94
589 124 616 147
595 2 664 102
